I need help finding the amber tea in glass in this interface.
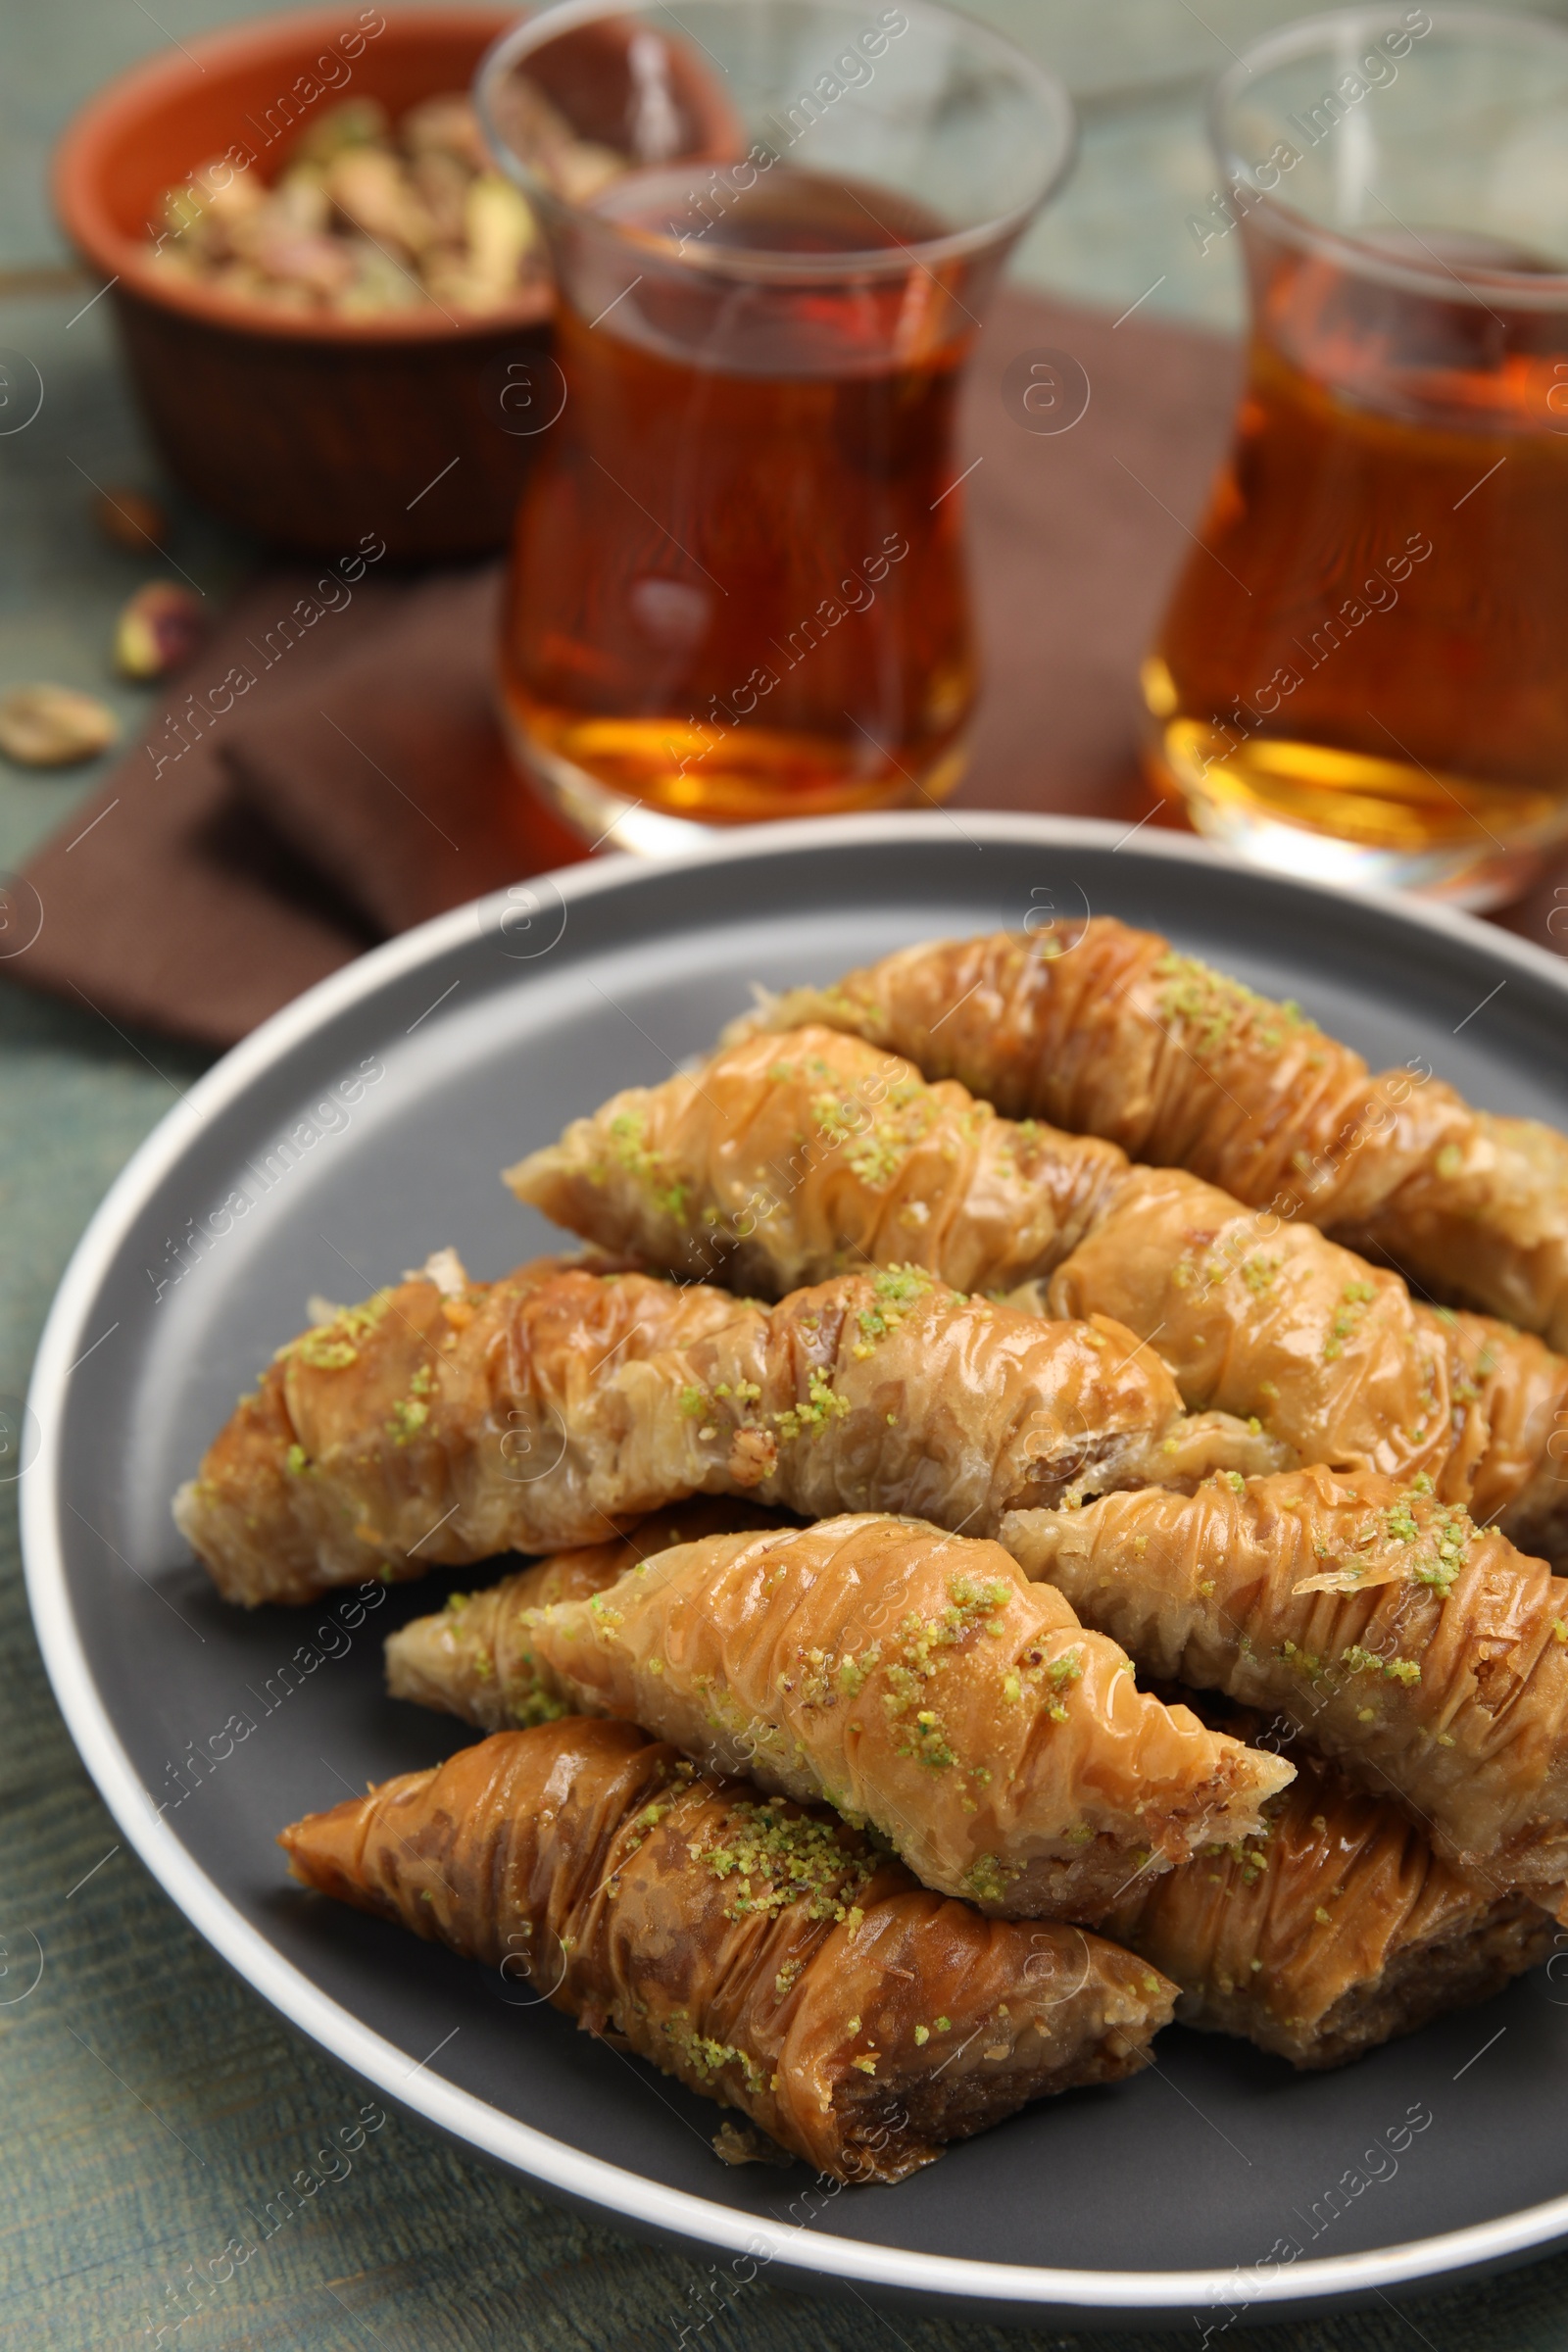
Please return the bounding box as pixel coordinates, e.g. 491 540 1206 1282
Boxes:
1144 7 1568 906
478 0 1074 852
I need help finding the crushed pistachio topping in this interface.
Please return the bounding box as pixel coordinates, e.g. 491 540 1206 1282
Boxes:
602 1107 688 1222
509 1684 570 1729
386 1395 429 1444
837 1644 883 1699
809 1072 942 1190
1153 951 1313 1061
286 1289 394 1371
1411 1512 1473 1593
898 1706 957 1770
698 1799 876 1922
962 1855 1019 1903
1341 1643 1421 1686
1298 1486 1474 1598
662 2013 765 2093
1323 1280 1378 1362
859 1576 1018 1770
854 1263 936 1348
773 1366 851 1445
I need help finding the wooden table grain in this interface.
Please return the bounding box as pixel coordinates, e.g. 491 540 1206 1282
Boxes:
5 5 1568 2347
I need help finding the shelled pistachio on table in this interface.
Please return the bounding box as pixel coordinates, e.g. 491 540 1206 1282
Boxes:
146 89 620 318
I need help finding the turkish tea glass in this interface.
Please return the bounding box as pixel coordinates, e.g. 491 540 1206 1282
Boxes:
1142 6 1568 907
477 0 1074 853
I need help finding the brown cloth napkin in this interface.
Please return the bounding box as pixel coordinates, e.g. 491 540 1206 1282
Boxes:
12 568 588 1044
14 286 1563 1048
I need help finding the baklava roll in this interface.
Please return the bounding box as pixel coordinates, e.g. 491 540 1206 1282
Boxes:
1103 1726 1551 2070
1004 1467 1568 1910
506 1023 1568 1549
507 1022 1130 1299
278 1719 1176 2182
723 922 1568 1354
176 1257 1281 1606
388 1514 1295 1922
174 1254 743 1605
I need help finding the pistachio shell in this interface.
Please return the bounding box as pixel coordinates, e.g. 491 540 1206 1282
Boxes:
114 583 204 681
402 94 488 172
193 165 266 226
465 175 536 289
0 685 120 768
145 86 587 318
293 97 390 167
326 148 435 258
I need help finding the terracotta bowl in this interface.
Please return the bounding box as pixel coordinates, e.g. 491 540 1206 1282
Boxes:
53 7 552 560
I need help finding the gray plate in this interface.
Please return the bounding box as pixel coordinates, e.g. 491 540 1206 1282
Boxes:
24 814 1568 2331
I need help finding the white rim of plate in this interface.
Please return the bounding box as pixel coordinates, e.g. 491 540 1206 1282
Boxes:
23 811 1568 2320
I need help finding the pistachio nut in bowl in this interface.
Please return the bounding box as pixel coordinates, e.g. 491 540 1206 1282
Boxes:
53 7 561 559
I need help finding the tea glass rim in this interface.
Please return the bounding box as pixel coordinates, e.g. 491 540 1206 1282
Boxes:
1209 2 1568 313
473 0 1077 282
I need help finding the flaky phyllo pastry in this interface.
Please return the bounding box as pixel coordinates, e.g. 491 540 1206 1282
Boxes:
176 1255 1281 1604
278 1719 1176 2181
1103 1720 1551 2071
382 1497 792 1726
387 1514 1293 1922
723 920 1568 1355
391 1517 1544 2066
1004 1467 1568 1911
505 1023 1568 1561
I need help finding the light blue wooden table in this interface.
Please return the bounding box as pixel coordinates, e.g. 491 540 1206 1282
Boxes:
6 5 1568 2345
